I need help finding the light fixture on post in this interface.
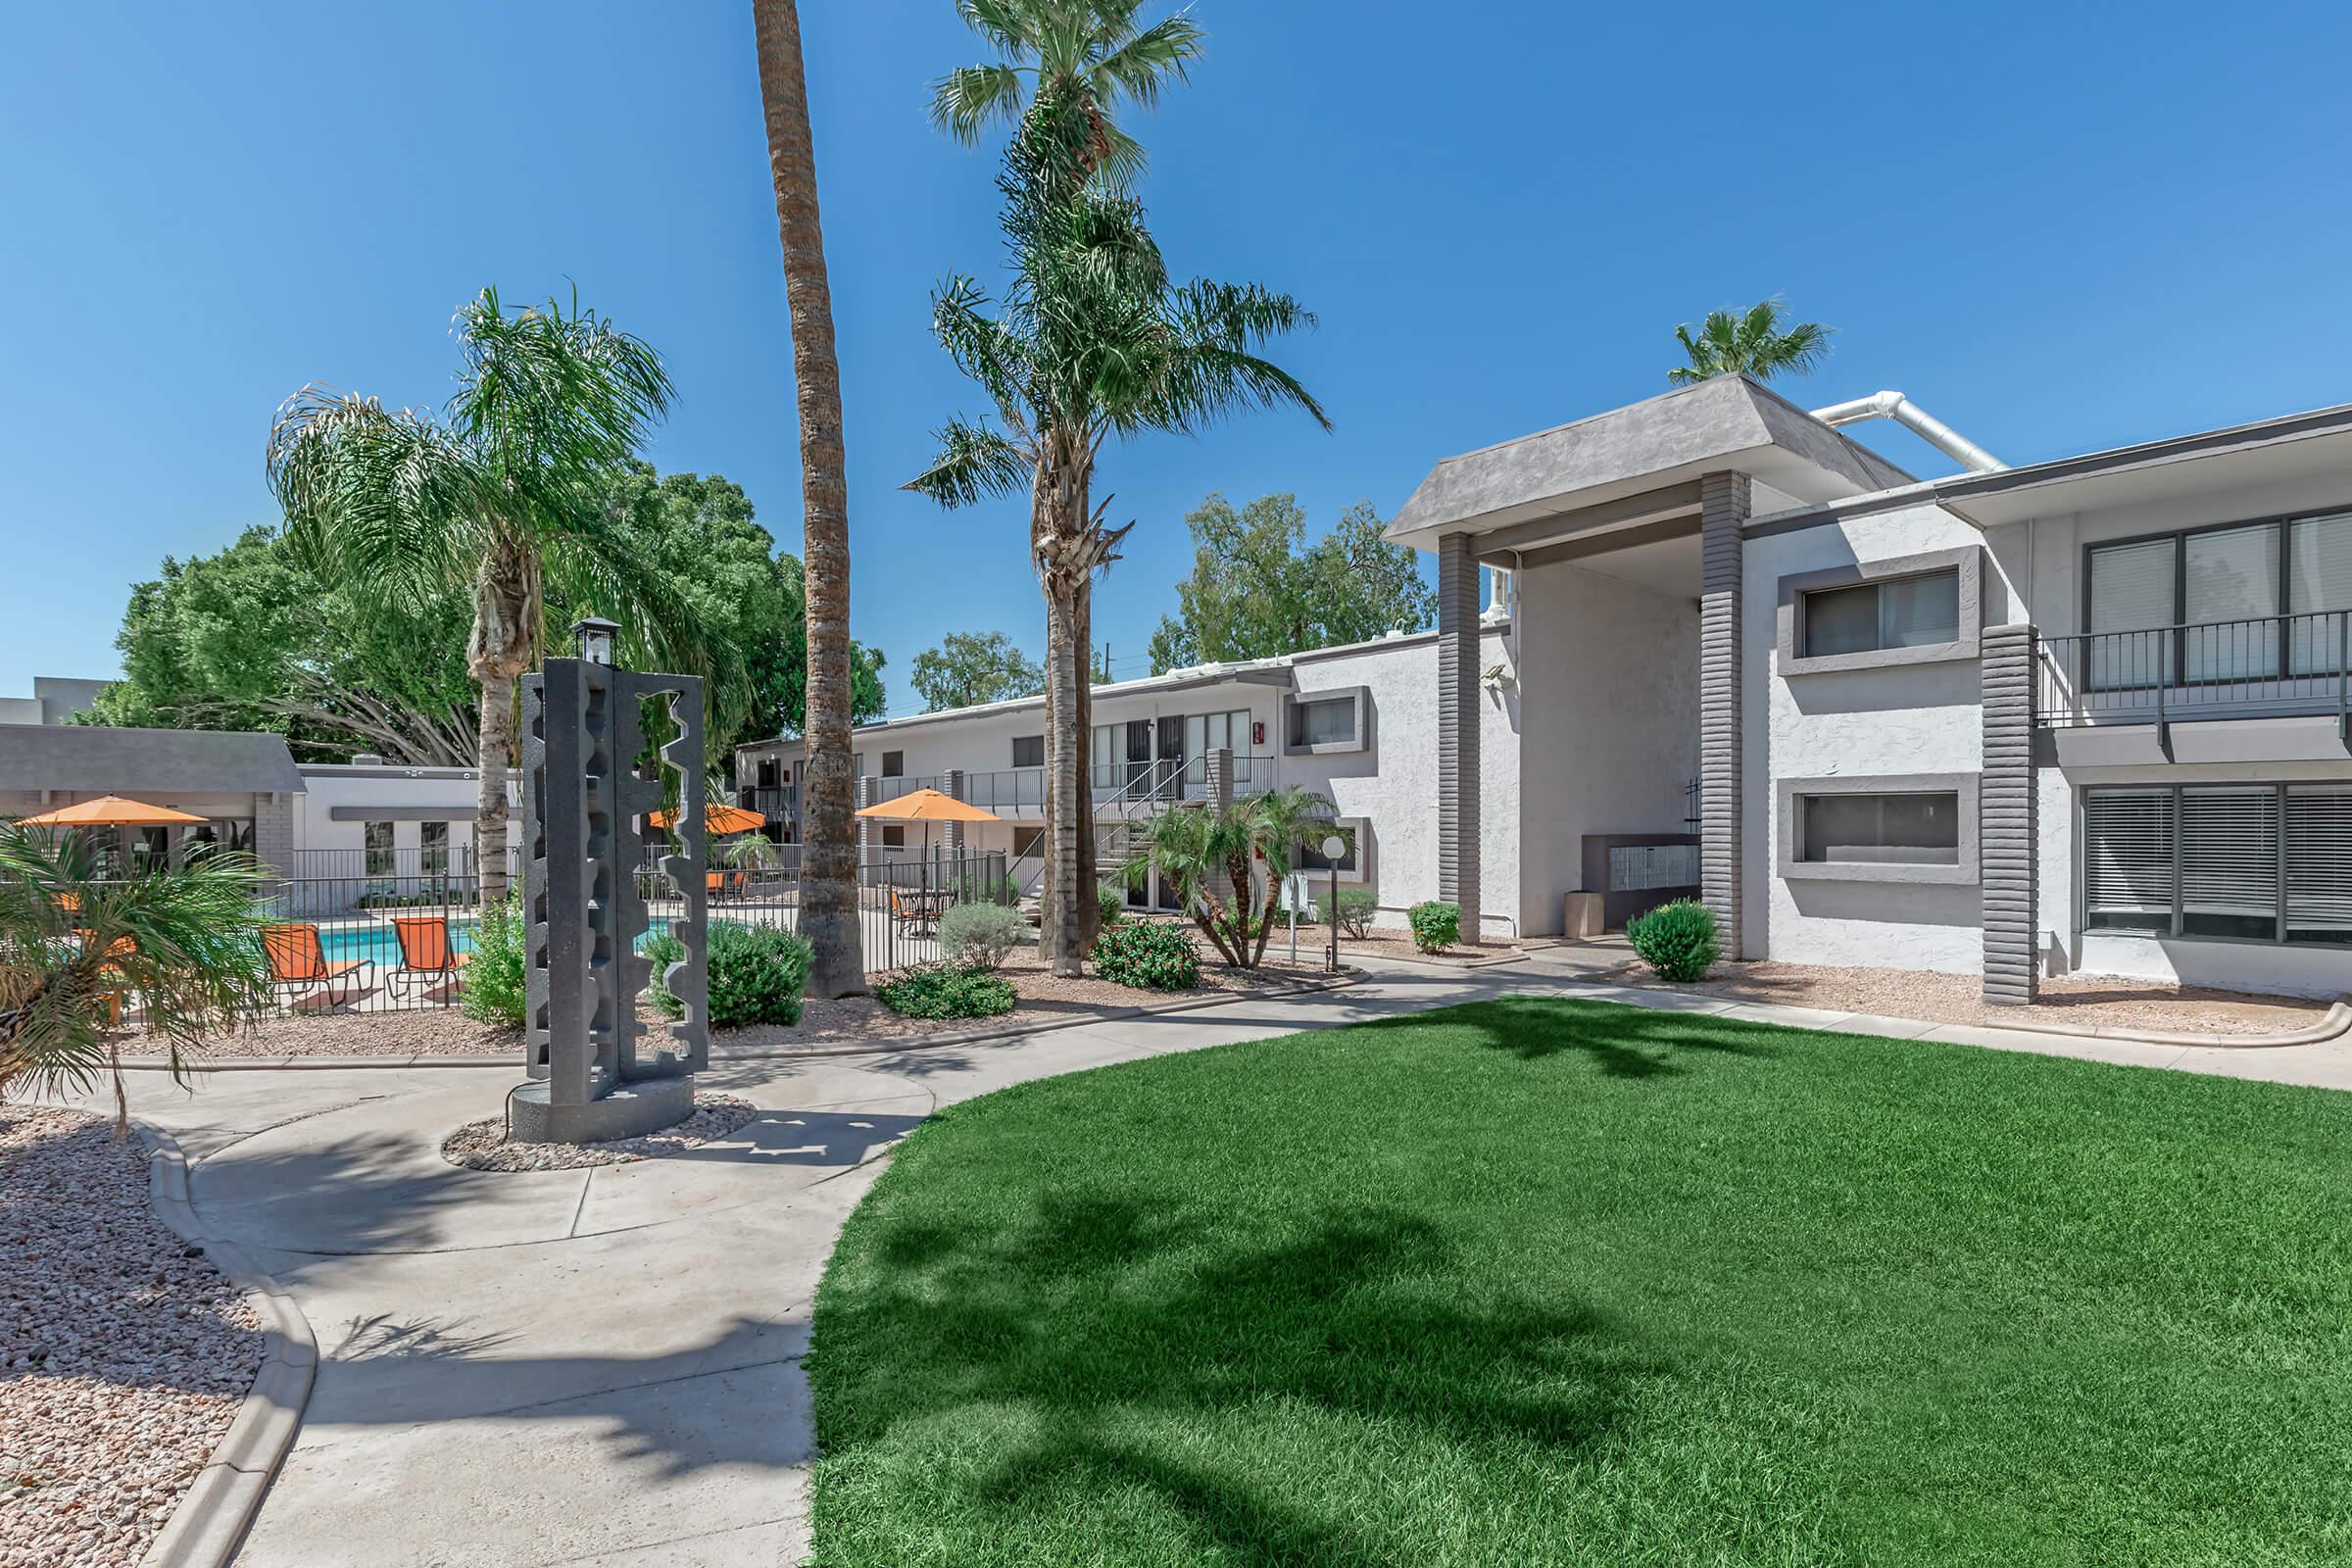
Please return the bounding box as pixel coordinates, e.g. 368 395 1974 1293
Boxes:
572 614 620 667
1321 832 1348 974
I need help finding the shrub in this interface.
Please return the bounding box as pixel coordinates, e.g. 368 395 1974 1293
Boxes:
1625 899 1720 984
940 901 1030 971
1097 881 1126 929
1316 887 1378 940
1091 921 1200 991
1407 901 1460 954
647 920 811 1028
877 963 1017 1020
462 897 527 1028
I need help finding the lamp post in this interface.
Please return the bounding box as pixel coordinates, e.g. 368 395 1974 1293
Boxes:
1321 832 1347 973
572 614 619 666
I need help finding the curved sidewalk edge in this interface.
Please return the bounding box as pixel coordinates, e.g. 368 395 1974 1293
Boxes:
135 1126 318 1568
1548 976 2352 1053
112 972 1367 1074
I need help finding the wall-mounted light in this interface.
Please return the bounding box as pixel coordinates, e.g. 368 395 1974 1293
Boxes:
572 615 619 666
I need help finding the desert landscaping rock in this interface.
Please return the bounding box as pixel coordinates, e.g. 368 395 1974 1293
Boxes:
0 1107 264 1568
440 1093 761 1171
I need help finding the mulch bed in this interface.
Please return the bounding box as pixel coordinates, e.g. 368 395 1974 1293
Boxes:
0 1107 265 1568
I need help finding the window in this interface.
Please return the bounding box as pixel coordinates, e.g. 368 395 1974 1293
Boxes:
185 817 253 859
757 758 778 788
1295 821 1361 875
881 751 904 778
1091 724 1116 790
2086 512 2352 686
1284 688 1366 755
880 824 906 849
364 820 395 877
1800 569 1960 660
1011 734 1044 768
1778 774 1978 885
1798 792 1960 866
1184 710 1253 789
420 820 451 875
2083 783 2352 946
1011 825 1045 858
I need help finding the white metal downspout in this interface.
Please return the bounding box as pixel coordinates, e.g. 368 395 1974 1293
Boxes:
1810 389 2007 474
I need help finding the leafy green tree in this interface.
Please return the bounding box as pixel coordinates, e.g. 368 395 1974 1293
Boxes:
907 74 1327 977
269 288 726 901
0 824 275 1129
1121 785 1341 968
909 630 1043 711
1147 494 1437 672
1669 297 1833 386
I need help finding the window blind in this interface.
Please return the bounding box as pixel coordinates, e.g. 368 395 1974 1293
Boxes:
2086 538 2176 690
2182 523 2280 682
2082 789 2174 931
2179 787 2279 939
1879 571 1961 648
2288 514 2352 676
2285 785 2352 945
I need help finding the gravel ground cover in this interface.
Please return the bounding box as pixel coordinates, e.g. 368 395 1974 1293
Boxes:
1598 958 2332 1037
1 1108 264 1568
1334 934 1508 966
440 1094 761 1171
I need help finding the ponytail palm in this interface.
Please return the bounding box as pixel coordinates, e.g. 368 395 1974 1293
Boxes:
907 96 1327 976
269 289 728 900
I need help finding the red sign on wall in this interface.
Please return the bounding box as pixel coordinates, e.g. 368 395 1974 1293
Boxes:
1251 720 1265 747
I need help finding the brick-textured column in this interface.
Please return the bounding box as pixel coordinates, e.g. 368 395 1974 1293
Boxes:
1203 747 1234 810
855 775 877 861
1698 471 1749 957
1981 624 2040 1004
1437 533 1482 940
942 768 966 856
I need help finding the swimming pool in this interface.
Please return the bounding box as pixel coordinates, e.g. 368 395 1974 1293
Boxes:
313 916 684 966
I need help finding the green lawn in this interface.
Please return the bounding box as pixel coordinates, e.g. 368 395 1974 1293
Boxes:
807 999 2352 1566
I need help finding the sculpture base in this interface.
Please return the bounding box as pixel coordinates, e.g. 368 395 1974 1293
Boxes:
508 1075 696 1145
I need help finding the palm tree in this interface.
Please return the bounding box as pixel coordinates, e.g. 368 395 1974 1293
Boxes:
1668 297 1834 386
269 289 718 903
907 91 1327 977
753 0 864 998
0 824 274 1129
1122 786 1342 969
930 0 1205 189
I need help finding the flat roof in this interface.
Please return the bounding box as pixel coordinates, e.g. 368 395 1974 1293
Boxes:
0 724 306 795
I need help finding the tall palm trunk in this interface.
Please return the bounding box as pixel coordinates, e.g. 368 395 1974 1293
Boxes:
755 0 863 996
466 545 535 904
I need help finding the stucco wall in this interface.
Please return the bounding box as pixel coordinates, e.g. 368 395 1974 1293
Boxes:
1747 502 2000 973
1513 562 1698 935
293 766 517 861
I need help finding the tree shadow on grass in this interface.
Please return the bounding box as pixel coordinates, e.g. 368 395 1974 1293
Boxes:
1336 995 1784 1079
821 1193 1663 1563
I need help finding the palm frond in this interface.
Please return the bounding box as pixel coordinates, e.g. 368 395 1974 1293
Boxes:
904 417 1031 509
929 63 1029 144
267 385 486 607
1089 12 1204 112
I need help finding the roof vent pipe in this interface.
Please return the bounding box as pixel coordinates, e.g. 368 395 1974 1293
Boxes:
1809 390 2007 474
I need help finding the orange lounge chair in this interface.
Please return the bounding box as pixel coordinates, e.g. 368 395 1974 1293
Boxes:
391 915 469 1000
262 923 364 1007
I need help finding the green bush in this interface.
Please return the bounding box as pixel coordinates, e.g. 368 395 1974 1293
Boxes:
940 902 1030 970
461 897 527 1028
1625 899 1720 983
877 963 1017 1020
1407 901 1460 954
1097 881 1126 929
1316 887 1378 939
1091 921 1200 991
646 920 811 1027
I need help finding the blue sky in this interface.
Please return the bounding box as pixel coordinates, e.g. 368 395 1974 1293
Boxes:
5 2 2350 709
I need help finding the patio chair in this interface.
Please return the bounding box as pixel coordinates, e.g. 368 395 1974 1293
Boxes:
262 923 364 1008
390 915 468 1001
887 887 927 936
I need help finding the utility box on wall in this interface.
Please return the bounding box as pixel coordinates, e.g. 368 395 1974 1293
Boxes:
1579 834 1701 930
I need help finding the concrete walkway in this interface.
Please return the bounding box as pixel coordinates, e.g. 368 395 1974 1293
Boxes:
95 957 2352 1567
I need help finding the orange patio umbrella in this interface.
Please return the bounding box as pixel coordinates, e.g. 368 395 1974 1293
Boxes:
16 796 208 828
854 788 1003 859
647 803 766 836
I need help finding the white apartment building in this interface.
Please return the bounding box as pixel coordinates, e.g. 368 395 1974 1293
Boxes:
744 374 2352 1002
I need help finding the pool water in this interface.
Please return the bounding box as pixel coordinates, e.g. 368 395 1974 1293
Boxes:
314 917 681 966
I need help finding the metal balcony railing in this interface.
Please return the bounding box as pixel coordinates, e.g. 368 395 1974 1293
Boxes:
2035 611 2352 737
